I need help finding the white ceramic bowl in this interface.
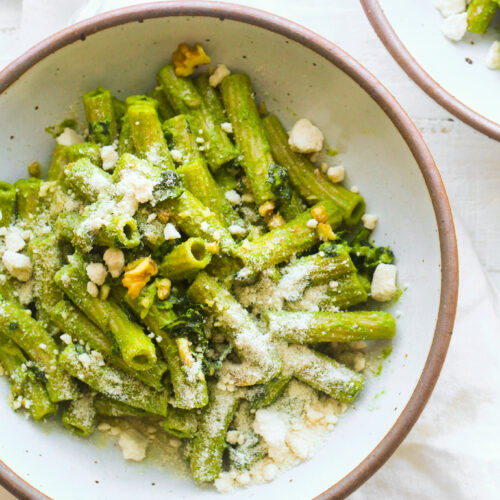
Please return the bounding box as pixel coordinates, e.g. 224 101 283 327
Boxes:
0 2 458 499
362 0 500 140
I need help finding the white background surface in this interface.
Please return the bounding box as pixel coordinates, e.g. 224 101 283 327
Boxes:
0 1 499 499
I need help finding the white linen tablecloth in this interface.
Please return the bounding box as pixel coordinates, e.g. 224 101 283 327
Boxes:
1 1 499 498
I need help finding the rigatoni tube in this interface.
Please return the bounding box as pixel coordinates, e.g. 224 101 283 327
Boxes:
157 64 237 171
280 344 363 402
83 87 118 145
188 272 281 385
127 103 174 170
59 344 168 416
54 264 157 372
62 392 97 437
190 386 240 482
159 237 212 281
236 199 343 272
0 298 79 402
263 114 365 225
266 311 396 343
220 73 276 206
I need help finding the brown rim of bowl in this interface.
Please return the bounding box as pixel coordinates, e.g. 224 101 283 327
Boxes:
361 0 500 142
0 2 458 499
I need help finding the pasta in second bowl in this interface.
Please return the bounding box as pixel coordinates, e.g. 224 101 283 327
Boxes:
0 2 457 499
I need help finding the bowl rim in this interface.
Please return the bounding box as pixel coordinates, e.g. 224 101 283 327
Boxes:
360 0 500 142
0 2 458 499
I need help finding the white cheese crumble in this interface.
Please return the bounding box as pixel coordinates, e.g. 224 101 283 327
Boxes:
118 429 148 461
77 352 91 369
361 213 378 230
60 334 72 345
486 41 500 70
209 64 231 87
100 145 119 171
306 218 318 229
2 251 32 282
225 190 241 205
221 122 233 134
103 248 125 278
4 226 27 252
228 224 246 236
435 0 466 18
441 12 468 41
288 118 324 153
86 262 107 286
164 223 181 240
371 263 398 302
56 128 84 146
86 281 99 298
170 149 183 163
350 185 359 193
39 343 46 350
327 165 345 183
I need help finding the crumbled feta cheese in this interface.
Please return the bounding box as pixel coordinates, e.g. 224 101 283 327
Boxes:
253 409 289 461
262 463 278 481
170 149 183 163
226 430 241 445
350 185 359 193
229 224 246 236
213 230 222 241
361 213 378 230
118 429 148 461
200 221 209 232
306 218 318 229
329 280 338 289
2 251 32 282
86 262 107 286
371 263 398 302
78 352 91 369
116 170 154 205
60 334 72 345
147 213 157 223
209 64 231 87
435 0 466 18
221 122 233 134
441 12 467 41
286 431 313 460
100 145 119 171
4 227 27 252
486 41 500 70
196 136 204 144
103 248 125 278
327 165 345 183
225 190 242 205
90 350 105 366
56 127 84 146
86 281 99 297
354 354 366 372
39 343 46 350
164 223 181 240
288 118 324 154
236 471 251 486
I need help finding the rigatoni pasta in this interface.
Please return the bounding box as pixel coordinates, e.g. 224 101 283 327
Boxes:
0 42 400 493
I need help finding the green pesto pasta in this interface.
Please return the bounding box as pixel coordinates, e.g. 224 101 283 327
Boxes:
0 45 398 490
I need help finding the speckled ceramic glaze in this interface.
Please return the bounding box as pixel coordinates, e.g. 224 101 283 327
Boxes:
0 2 457 499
